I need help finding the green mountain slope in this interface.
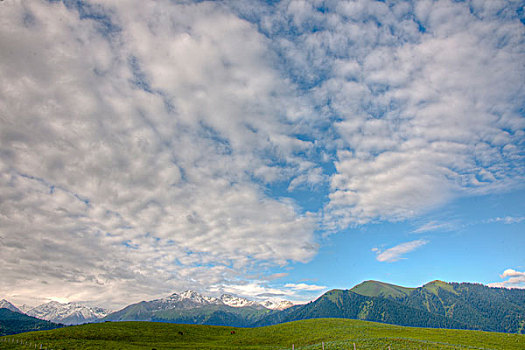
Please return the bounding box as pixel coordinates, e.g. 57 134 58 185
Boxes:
351 280 415 299
0 308 62 336
351 280 525 333
255 289 468 330
410 281 525 333
1 318 523 349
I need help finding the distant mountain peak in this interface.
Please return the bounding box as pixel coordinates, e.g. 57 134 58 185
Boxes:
26 301 109 325
425 280 448 285
219 294 258 308
180 290 200 297
422 280 458 295
103 290 297 326
162 290 293 310
163 290 220 305
18 304 34 314
351 281 414 299
259 299 295 310
0 299 22 314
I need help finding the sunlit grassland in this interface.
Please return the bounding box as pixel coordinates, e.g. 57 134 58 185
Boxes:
1 318 523 349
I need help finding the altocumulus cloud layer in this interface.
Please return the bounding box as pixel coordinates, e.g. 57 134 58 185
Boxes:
0 0 523 307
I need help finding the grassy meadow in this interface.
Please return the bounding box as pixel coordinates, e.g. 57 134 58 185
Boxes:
1 318 523 350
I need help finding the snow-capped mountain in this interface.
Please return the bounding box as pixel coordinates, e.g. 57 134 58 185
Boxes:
155 290 293 310
0 299 22 313
105 290 294 323
159 290 220 305
103 290 296 325
26 301 109 325
219 294 293 310
259 300 295 310
220 294 259 308
18 304 35 314
2 291 294 327
149 290 222 311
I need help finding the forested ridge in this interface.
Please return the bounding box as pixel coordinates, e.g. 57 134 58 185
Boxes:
0 308 62 336
255 281 525 333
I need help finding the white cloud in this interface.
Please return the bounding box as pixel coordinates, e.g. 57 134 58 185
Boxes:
264 273 289 281
501 269 525 278
325 12 525 226
488 269 525 289
0 0 319 309
252 0 525 229
209 282 294 300
207 280 326 303
284 283 327 291
209 282 296 302
412 220 458 234
486 216 525 225
374 240 428 263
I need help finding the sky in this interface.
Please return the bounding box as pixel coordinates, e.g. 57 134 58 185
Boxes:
0 0 524 310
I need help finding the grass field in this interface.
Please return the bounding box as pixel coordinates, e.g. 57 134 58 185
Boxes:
1 318 524 350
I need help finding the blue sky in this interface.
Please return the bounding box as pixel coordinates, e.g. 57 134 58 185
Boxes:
0 0 524 309
288 188 525 289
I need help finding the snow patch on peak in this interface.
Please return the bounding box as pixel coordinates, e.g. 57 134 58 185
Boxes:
0 299 22 313
260 300 295 310
152 290 295 311
220 294 258 308
162 290 220 305
19 304 35 314
181 290 220 304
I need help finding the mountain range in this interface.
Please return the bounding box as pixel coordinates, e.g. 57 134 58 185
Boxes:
1 299 109 326
256 280 525 333
102 281 525 333
2 280 524 334
353 280 525 333
0 291 293 326
102 290 293 326
25 301 109 325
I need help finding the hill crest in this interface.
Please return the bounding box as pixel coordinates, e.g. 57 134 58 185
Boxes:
350 280 415 299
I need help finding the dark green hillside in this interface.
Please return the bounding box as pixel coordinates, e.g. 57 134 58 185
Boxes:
448 282 525 333
350 280 525 333
1 318 523 349
0 308 62 336
255 289 468 330
104 301 155 321
353 281 525 333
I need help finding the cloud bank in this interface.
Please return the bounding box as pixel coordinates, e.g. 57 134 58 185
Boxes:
488 269 525 289
0 0 318 307
0 0 523 308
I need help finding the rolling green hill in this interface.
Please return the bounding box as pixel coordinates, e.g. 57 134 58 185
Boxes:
0 308 62 336
1 318 523 349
